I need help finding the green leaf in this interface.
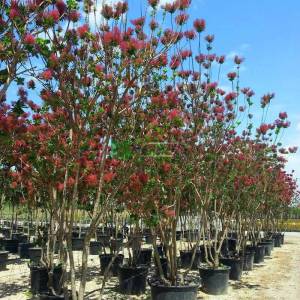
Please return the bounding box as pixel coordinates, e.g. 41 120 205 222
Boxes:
111 140 133 160
16 77 25 85
12 100 26 116
0 68 8 84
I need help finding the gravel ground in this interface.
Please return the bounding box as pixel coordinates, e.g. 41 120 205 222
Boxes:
0 232 299 300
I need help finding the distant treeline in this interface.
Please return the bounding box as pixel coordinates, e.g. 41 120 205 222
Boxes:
288 207 300 219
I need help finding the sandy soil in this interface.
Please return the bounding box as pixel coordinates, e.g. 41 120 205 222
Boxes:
0 232 299 300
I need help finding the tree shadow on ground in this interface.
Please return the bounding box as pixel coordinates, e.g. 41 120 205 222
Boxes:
6 254 29 266
75 265 103 284
0 282 29 298
83 267 152 300
231 281 262 290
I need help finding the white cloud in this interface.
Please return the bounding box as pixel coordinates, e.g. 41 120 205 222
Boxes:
227 43 250 61
89 0 120 28
285 153 300 180
239 65 247 72
226 44 249 72
218 85 231 93
159 0 205 8
282 128 300 180
240 43 251 51
227 51 239 60
95 0 119 5
159 0 176 5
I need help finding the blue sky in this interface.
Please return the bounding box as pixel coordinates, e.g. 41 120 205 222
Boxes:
159 0 300 179
193 0 300 179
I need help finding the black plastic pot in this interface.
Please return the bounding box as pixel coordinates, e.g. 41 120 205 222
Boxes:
247 245 265 263
72 231 79 238
54 243 60 255
184 230 198 242
0 251 9 271
273 234 282 247
117 232 124 239
220 258 242 280
228 232 238 239
38 290 73 300
52 265 63 294
110 238 123 252
241 251 255 271
199 265 230 295
128 235 143 251
176 231 182 241
79 231 87 239
143 228 151 236
100 254 124 276
220 239 229 256
0 238 4 250
104 226 116 237
280 233 284 245
4 239 19 253
30 264 63 295
97 234 110 247
258 241 272 256
180 250 201 270
156 245 165 257
227 238 237 253
12 233 28 243
145 234 154 244
30 265 49 294
89 241 102 255
17 226 24 232
12 232 23 240
18 242 34 259
71 238 84 251
28 247 42 263
155 257 168 278
135 249 152 266
263 239 274 251
39 293 64 300
29 228 36 237
1 228 11 238
118 265 148 295
149 281 199 300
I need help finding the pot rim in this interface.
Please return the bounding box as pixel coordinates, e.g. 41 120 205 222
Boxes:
147 277 200 289
119 264 149 270
199 264 231 271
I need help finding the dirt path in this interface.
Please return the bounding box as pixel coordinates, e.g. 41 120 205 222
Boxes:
0 232 300 299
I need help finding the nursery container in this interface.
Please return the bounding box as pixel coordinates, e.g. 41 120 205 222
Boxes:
149 280 199 300
0 251 9 271
180 250 201 269
241 251 255 271
71 238 84 251
89 241 102 255
28 247 42 263
18 242 34 259
220 257 242 280
135 249 153 266
199 265 230 295
4 239 19 253
100 254 124 276
118 265 148 295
